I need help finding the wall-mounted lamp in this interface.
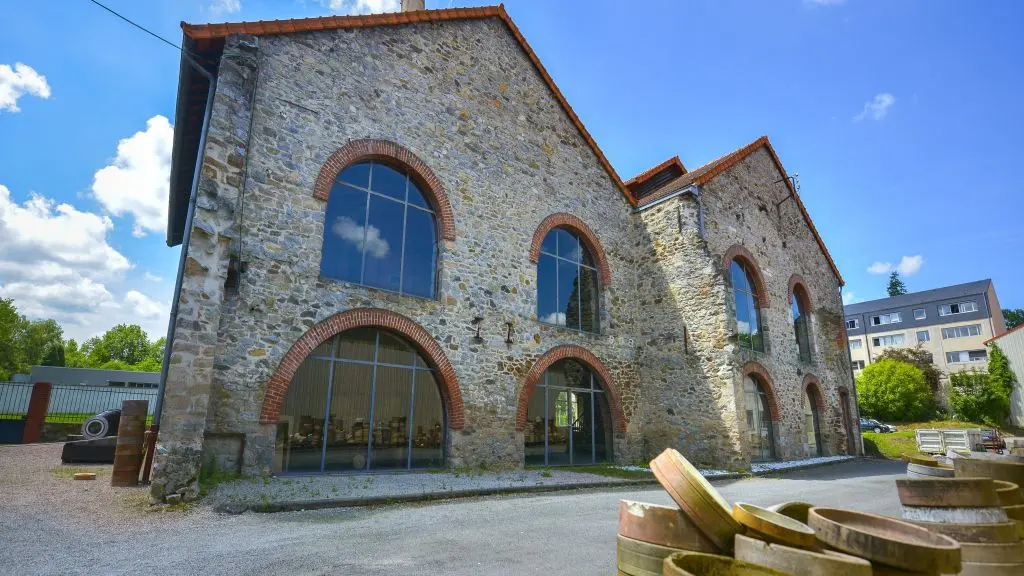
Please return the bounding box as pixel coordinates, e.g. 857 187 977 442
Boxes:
505 322 514 344
471 316 484 342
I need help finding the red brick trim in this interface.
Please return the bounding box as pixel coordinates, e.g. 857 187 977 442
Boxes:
516 345 626 433
722 244 770 308
528 213 613 285
788 274 814 313
802 374 826 412
741 361 781 422
313 139 456 241
259 308 463 429
22 382 52 444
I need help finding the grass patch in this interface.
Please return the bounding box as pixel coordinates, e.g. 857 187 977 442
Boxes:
526 464 654 480
198 459 240 498
50 465 108 480
862 431 918 460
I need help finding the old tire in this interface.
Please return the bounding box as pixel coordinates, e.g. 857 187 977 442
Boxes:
81 409 120 440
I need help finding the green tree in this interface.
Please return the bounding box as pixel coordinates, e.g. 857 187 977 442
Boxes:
1004 309 1024 329
887 271 908 297
877 346 942 394
20 319 63 367
64 339 87 368
0 298 22 380
131 357 162 372
42 343 65 366
101 324 150 365
949 370 1009 426
989 344 1017 402
856 359 932 421
147 337 166 363
82 335 110 367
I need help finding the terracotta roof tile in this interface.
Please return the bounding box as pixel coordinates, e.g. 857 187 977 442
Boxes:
625 155 686 186
637 136 843 285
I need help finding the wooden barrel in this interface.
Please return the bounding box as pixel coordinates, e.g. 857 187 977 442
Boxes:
958 562 1024 576
616 534 679 576
618 500 719 553
662 551 787 576
900 504 1009 524
954 458 1024 497
907 462 954 478
765 501 812 525
959 541 1024 564
733 534 872 576
908 454 939 467
994 481 1023 506
895 477 999 507
905 520 1020 544
110 400 148 487
650 449 741 551
732 503 817 550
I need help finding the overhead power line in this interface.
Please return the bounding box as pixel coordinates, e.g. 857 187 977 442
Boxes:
86 0 210 65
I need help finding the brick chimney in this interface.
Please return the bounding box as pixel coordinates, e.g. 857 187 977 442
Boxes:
401 0 425 11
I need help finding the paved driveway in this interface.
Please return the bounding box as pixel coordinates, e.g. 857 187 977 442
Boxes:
0 444 904 576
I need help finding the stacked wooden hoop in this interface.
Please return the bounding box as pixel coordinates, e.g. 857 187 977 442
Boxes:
619 449 965 575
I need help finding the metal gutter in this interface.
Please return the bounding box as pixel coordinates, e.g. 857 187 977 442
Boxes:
142 50 217 483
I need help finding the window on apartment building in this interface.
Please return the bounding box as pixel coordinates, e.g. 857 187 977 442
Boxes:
872 334 906 347
851 360 865 371
917 330 930 342
537 227 599 332
730 259 764 352
914 308 926 320
941 324 982 339
939 301 978 316
792 285 812 362
871 312 902 326
849 339 862 350
946 350 988 364
320 161 438 298
845 319 859 330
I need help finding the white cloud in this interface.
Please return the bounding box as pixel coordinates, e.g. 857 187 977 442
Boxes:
208 0 241 16
0 63 51 113
91 115 173 237
541 312 566 325
332 216 390 258
124 290 167 320
842 291 858 305
144 272 163 282
854 93 896 122
867 254 924 276
324 0 401 14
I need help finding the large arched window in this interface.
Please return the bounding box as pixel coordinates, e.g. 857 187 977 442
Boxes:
731 260 764 351
320 161 437 298
792 285 812 362
743 375 775 462
273 327 445 473
804 387 823 457
524 359 612 466
537 228 599 332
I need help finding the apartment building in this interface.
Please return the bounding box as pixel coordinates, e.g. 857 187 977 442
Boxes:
844 280 1006 383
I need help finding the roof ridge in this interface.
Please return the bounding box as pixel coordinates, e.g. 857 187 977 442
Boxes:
625 155 686 186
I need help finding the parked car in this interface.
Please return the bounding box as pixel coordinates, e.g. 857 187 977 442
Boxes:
859 418 897 433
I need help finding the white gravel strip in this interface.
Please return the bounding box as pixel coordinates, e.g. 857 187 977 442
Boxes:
615 455 854 478
210 469 635 511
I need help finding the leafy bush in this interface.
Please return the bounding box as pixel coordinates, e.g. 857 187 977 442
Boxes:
949 360 1014 426
877 346 942 394
856 359 933 421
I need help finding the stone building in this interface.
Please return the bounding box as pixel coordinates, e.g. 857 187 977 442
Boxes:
152 5 860 501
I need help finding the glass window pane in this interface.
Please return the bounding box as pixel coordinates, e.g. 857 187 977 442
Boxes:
593 391 611 463
338 162 370 189
580 243 596 267
370 366 413 470
370 163 407 201
362 195 404 292
554 228 579 262
747 293 763 351
411 371 444 468
524 384 546 466
321 184 368 283
556 359 590 389
547 388 571 465
313 337 335 357
276 359 331 473
540 231 557 255
336 328 377 362
407 180 430 209
402 207 437 298
324 362 373 472
558 259 581 331
570 391 592 465
579 267 599 333
735 288 750 347
730 261 749 291
377 331 415 366
538 255 560 325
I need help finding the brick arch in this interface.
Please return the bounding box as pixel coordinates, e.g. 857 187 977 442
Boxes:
516 345 626 433
259 308 464 429
802 374 826 412
528 213 613 285
788 274 814 312
740 361 782 421
722 244 770 308
313 139 455 241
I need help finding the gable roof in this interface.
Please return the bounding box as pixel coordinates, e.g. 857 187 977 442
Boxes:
636 136 844 285
844 279 994 316
167 5 634 245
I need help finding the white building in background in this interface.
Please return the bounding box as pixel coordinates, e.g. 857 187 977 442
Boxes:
20 366 159 388
986 324 1024 426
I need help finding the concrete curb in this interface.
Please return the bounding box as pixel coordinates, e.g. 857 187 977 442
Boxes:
216 458 858 514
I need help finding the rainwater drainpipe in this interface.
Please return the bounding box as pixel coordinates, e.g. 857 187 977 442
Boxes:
142 53 217 484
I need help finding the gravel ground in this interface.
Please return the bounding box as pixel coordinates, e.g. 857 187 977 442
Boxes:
210 468 636 511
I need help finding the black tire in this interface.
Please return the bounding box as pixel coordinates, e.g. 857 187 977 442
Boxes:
81 409 121 439
873 427 882 433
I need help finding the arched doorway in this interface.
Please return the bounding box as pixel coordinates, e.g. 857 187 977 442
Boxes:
839 388 856 455
743 374 776 462
804 388 823 457
273 327 446 473
523 358 613 466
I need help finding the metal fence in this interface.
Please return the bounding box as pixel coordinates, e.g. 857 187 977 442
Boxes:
0 382 33 443
45 384 158 424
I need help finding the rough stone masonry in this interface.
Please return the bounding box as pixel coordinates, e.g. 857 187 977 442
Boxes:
150 13 859 501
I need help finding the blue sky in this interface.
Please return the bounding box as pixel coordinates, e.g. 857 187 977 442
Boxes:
1 0 1021 341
